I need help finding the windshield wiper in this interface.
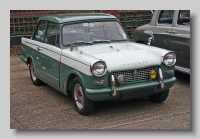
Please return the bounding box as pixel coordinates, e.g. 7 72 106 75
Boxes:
66 41 93 46
89 40 111 43
111 39 129 42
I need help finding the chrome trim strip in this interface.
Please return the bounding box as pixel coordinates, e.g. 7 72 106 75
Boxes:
165 70 174 75
61 55 90 66
111 75 117 96
175 65 190 74
94 80 105 86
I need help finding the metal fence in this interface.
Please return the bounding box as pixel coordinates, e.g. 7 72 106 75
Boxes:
10 10 94 36
10 10 153 39
120 10 153 39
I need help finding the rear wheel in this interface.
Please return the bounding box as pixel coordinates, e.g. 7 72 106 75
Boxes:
148 89 169 103
29 60 43 86
72 77 94 115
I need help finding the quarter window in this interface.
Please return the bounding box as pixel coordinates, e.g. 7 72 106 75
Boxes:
34 21 47 42
45 22 60 46
158 10 174 24
177 10 190 26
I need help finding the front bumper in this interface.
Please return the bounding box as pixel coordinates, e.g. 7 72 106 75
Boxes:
85 76 176 102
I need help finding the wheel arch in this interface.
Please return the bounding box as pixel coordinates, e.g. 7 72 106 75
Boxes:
65 70 85 96
26 55 34 66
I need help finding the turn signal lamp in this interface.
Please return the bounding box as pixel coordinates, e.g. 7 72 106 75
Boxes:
150 70 157 80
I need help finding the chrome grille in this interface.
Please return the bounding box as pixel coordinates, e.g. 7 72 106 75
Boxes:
112 70 134 83
112 67 155 84
136 67 155 81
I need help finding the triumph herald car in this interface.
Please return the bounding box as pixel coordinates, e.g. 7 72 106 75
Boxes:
19 13 176 115
133 10 190 74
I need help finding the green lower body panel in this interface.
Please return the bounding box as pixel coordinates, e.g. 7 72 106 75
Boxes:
85 77 176 102
19 55 27 63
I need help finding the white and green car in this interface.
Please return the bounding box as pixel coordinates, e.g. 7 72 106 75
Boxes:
20 13 176 115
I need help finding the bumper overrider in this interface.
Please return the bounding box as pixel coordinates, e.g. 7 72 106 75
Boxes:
85 68 176 102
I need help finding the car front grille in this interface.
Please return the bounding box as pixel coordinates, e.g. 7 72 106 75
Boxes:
112 67 155 84
136 67 155 81
112 70 134 83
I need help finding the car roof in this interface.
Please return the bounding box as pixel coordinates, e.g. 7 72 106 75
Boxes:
38 13 117 23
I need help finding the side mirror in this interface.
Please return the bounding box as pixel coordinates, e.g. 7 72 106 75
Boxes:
70 44 78 51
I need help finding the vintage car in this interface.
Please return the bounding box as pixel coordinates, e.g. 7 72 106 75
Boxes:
19 13 176 115
133 10 190 74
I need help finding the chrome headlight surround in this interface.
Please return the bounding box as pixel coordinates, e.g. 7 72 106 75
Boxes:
162 51 176 66
90 60 107 77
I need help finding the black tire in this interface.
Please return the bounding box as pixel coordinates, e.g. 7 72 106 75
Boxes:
148 89 169 103
72 77 94 115
29 59 43 86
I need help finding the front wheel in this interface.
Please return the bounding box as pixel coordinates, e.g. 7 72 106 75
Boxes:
148 89 169 103
72 77 94 115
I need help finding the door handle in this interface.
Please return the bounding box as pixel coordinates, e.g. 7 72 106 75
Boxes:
166 30 176 34
37 47 43 51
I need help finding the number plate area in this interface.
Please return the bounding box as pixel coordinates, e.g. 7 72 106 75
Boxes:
121 88 154 100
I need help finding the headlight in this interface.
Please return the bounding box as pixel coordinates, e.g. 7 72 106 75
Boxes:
162 52 176 66
90 60 107 77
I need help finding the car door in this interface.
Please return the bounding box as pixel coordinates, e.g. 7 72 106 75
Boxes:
32 20 48 79
38 21 61 87
153 10 175 49
169 10 190 73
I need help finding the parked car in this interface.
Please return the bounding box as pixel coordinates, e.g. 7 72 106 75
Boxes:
19 13 176 115
133 10 190 74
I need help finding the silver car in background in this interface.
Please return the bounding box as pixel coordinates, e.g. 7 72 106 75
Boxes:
133 10 190 74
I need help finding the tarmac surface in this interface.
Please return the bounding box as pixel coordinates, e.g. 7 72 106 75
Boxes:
10 55 190 129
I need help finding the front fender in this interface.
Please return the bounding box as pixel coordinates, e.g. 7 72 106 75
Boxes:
133 29 154 45
65 70 85 86
59 65 86 95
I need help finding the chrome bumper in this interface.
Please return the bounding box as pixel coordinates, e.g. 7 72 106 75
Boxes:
158 68 164 89
110 68 165 96
110 75 117 96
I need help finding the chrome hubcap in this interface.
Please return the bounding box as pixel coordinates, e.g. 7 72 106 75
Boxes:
30 63 36 81
74 83 84 109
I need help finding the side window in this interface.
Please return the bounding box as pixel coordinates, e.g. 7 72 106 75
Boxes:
34 21 47 42
158 10 174 24
177 10 190 26
45 22 60 46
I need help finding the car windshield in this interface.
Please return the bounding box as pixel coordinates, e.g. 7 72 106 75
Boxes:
62 21 128 46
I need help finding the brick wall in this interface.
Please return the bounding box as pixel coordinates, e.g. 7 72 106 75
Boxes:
101 10 121 20
10 45 21 55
